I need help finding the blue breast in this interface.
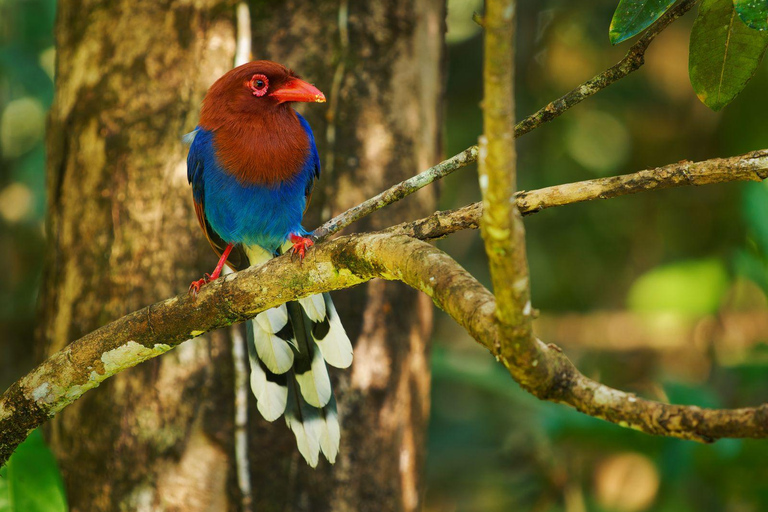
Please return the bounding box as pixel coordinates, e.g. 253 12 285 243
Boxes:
187 113 319 253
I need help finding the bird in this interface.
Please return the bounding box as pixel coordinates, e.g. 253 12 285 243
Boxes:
185 60 353 467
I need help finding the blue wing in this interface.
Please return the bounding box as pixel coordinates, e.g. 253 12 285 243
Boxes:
185 128 247 269
296 113 321 209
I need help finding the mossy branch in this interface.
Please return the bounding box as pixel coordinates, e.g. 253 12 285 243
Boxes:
479 0 548 393
388 149 768 240
3 224 768 466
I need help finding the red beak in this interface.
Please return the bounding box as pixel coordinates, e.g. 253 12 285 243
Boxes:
272 78 326 104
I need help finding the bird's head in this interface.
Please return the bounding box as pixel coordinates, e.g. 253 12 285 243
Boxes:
201 60 325 123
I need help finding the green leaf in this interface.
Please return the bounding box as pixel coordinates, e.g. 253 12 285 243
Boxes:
0 429 68 512
609 0 677 44
627 258 730 316
733 0 768 30
689 0 768 111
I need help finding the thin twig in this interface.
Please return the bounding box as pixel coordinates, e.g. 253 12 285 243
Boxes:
313 0 699 241
321 0 349 221
313 146 478 240
514 0 699 137
386 149 768 240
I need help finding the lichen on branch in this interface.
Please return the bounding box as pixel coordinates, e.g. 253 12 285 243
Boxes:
3 228 768 467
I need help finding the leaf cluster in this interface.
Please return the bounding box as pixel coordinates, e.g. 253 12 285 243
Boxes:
611 0 768 110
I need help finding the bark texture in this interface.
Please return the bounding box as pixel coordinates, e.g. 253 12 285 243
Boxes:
39 1 238 510
38 0 444 511
246 1 445 511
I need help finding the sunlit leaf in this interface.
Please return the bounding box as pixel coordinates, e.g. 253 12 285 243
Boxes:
0 429 68 512
627 258 730 315
609 0 677 44
689 0 768 110
733 0 768 30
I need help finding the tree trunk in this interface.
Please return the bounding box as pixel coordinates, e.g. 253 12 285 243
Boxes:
246 2 445 511
40 1 238 511
39 0 445 510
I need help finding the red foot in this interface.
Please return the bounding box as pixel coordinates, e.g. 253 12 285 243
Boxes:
188 273 214 296
289 233 315 261
188 243 235 297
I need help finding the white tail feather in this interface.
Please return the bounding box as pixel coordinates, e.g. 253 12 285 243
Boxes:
255 306 288 334
318 395 340 463
312 294 353 369
244 243 350 467
252 309 295 374
294 339 332 408
247 348 287 421
246 320 288 421
285 379 321 468
299 294 326 322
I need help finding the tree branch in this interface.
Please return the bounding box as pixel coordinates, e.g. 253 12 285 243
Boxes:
312 146 479 240
387 149 768 241
3 230 767 467
514 0 699 137
6 146 759 467
479 0 550 393
312 0 698 240
1 143 765 460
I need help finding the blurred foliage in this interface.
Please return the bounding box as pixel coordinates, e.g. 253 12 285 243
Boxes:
2 0 768 511
0 0 62 503
0 0 55 392
0 429 67 512
627 258 730 316
431 0 768 510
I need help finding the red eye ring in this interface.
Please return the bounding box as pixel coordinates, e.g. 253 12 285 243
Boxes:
248 74 269 97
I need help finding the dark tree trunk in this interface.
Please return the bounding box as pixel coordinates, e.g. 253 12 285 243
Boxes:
39 0 445 510
247 2 445 511
40 1 239 511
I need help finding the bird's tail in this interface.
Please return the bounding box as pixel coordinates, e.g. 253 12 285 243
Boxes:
244 244 352 467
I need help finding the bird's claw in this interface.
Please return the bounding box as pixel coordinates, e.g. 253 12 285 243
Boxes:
188 275 211 296
289 234 315 262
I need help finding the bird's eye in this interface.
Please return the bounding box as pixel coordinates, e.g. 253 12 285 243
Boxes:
248 74 269 97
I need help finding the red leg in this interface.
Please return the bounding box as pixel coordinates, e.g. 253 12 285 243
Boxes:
189 243 234 296
288 233 314 261
209 243 233 280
